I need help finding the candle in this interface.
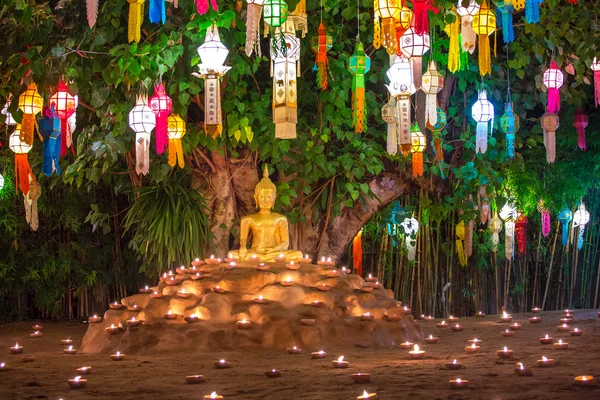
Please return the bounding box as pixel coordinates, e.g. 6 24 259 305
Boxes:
287 346 301 354
425 315 435 321
408 344 425 360
536 356 555 367
557 323 570 332
564 309 574 313
448 315 459 321
165 276 179 286
0 363 8 372
185 375 206 384
514 362 533 376
68 376 87 388
264 369 282 378
165 310 178 320
214 359 231 369
341 267 347 273
127 304 141 311
553 339 569 350
255 263 270 271
317 284 331 291
445 359 463 370
286 261 300 270
450 324 463 332
300 318 316 326
332 356 349 368
351 373 371 383
496 346 513 359
531 307 541 313
9 343 23 354
425 335 439 344
298 254 312 264
529 317 542 324
476 311 486 317
203 392 224 399
236 319 252 330
562 313 573 320
436 321 448 328
151 290 163 298
32 324 43 330
311 300 324 307
509 323 521 331
177 289 192 299
109 302 124 310
105 324 120 335
127 317 143 327
226 261 237 270
569 328 583 336
89 314 102 323
184 314 200 324
399 342 414 349
64 345 77 355
205 255 220 265
500 312 513 322
77 366 92 375
365 274 378 283
110 351 125 361
501 329 515 337
311 350 327 359
281 278 294 286
539 334 553 344
559 318 571 325
356 390 377 399
275 253 287 262
574 376 594 387
403 306 412 314
212 286 226 294
140 285 153 293
465 343 480 354
387 314 402 322
191 257 203 267
29 331 42 338
448 378 469 389
361 312 374 321
467 338 482 345
372 281 382 289
61 338 73 345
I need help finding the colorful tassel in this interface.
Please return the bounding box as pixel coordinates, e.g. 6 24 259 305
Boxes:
515 214 527 255
573 108 588 151
195 0 218 15
39 107 62 177
538 201 551 238
149 83 172 154
558 207 572 247
471 1 495 76
498 2 515 43
128 0 145 43
245 3 264 56
23 179 40 231
311 23 332 90
525 0 542 24
149 0 166 24
353 230 363 277
348 42 370 134
456 220 468 266
412 0 439 36
591 58 600 108
86 0 98 28
446 9 461 73
544 61 563 114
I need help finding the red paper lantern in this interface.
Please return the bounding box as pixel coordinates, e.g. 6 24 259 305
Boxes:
515 213 528 255
149 83 173 155
49 81 76 157
573 108 588 151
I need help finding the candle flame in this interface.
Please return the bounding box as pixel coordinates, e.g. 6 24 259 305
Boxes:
503 312 509 318
272 369 276 372
68 346 73 350
191 314 197 318
216 286 220 289
293 346 297 350
93 314 97 318
455 324 460 328
318 350 324 354
368 273 372 278
110 324 115 328
34 331 39 334
583 376 588 381
337 356 344 362
116 351 120 356
163 273 167 278
195 258 200 262
429 335 433 339
168 310 172 315
364 312 370 316
196 273 200 277
518 363 524 369
413 345 420 351
542 356 547 361
132 317 136 322
471 343 476 348
74 376 81 382
305 254 309 259
441 321 446 325
575 328 579 332
503 346 508 352
210 392 218 399
563 324 568 327
279 253 284 257
558 339 563 344
259 295 263 300
14 343 18 348
456 378 462 383
210 255 214 259
81 367 87 371
474 338 478 342
505 329 510 333
242 319 247 323
363 391 369 397
0 363 4 368
181 289 186 293
154 291 158 294
453 359 457 364
450 315 454 319
219 359 225 363
545 334 549 339
145 285 149 290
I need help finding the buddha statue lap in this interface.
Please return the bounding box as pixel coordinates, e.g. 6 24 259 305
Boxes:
229 165 303 262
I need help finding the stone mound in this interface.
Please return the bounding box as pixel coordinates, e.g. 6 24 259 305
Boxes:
81 262 423 354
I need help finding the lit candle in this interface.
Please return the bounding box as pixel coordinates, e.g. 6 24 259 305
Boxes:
467 338 482 345
109 302 124 310
317 283 331 291
165 310 178 320
212 286 226 294
445 359 463 370
311 300 324 307
557 323 570 332
214 359 231 369
496 346 513 359
365 274 378 283
509 323 521 331
128 304 140 311
425 315 435 321
311 350 327 359
539 334 553 344
110 351 125 361
408 344 425 360
140 285 152 294
553 339 569 350
77 366 92 375
361 312 374 321
341 267 347 273
500 311 512 322
403 306 411 314
254 295 269 304
64 345 77 355
449 315 458 321
184 314 200 324
286 261 299 270
529 316 542 324
281 278 294 286
226 261 237 270
287 346 301 354
264 369 282 378
29 331 42 338
536 356 555 368
255 263 270 271
448 378 469 389
514 362 533 376
559 318 571 325
185 375 206 384
531 307 541 313
177 289 192 298
191 257 203 267
451 324 463 332
465 343 480 354
352 372 372 383
399 342 414 349
332 355 349 368
203 392 224 399
61 338 73 345
574 375 594 386
436 321 448 328
9 343 23 354
89 314 102 323
569 328 583 336
356 390 377 399
476 311 486 317
68 376 88 389
501 329 515 337
205 255 220 265
387 314 401 322
32 324 43 330
105 324 120 334
425 335 439 344
236 319 252 330
0 363 7 372
152 290 163 298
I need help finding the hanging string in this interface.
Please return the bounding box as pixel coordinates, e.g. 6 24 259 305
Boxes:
357 0 360 40
320 0 323 23
506 45 511 103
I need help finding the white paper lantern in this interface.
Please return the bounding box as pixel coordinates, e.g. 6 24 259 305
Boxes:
2 101 16 126
0 173 4 191
129 94 156 176
401 217 419 261
471 90 494 154
10 127 32 154
197 24 231 75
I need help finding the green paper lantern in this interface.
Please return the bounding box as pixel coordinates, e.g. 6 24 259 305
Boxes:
348 42 371 133
263 0 289 28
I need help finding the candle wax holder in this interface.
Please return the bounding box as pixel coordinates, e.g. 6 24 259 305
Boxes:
403 307 412 314
140 287 153 293
61 339 73 345
574 376 594 387
399 342 414 349
450 325 464 332
204 257 220 265
110 353 125 361
165 278 180 286
9 346 23 355
287 347 301 354
191 259 204 267
496 349 513 359
214 360 231 369
126 319 143 327
356 392 378 399
536 358 555 367
557 324 570 332
184 316 200 324
539 336 554 344
361 314 374 321
177 291 192 299
311 301 324 308
351 373 371 383
89 316 103 323
212 287 226 294
562 314 573 320
508 323 521 331
465 345 480 354
449 379 469 389
164 312 178 320
425 337 439 344
29 332 42 338
515 366 533 376
286 263 300 270
265 369 282 378
281 280 294 287
311 351 327 359
32 325 43 330
553 342 569 350
127 305 141 311
531 307 541 313
371 282 382 289
297 257 312 264
365 276 378 283
255 264 270 271
151 292 164 299
317 284 331 292
529 317 542 324
77 366 92 375
559 318 571 325
448 316 460 322
236 320 252 330
500 316 513 323
109 303 124 310
408 350 425 360
425 316 435 321
68 377 87 388
332 359 349 368
185 375 206 384
569 329 583 336
387 314 402 322
203 394 224 400
436 322 448 329
105 326 120 335
501 330 515 337
467 339 482 345
445 361 463 370
64 347 77 355
301 319 316 326
476 312 486 317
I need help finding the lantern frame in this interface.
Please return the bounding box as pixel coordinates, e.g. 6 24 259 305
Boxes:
543 64 564 90
197 24 231 76
9 126 32 154
399 27 430 57
167 114 186 140
456 0 480 16
49 81 76 120
573 203 590 227
471 91 494 123
386 55 416 97
18 83 43 116
471 7 496 36
411 127 426 153
263 0 289 28
376 0 401 20
129 95 156 134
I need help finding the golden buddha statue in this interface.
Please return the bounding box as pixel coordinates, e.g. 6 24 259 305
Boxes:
230 165 303 262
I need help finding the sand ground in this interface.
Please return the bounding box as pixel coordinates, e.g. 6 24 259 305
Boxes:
0 310 599 400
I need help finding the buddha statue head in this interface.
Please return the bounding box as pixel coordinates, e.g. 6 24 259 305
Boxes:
254 164 276 211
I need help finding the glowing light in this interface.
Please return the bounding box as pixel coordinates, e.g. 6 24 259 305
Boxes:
337 356 344 362
74 376 81 382
542 356 548 361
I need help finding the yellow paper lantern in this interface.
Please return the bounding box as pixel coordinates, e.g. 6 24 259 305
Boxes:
167 114 186 169
17 83 43 146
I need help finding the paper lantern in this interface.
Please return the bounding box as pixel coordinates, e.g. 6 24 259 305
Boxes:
394 6 414 46
195 0 218 15
149 0 166 24
455 0 479 54
9 125 34 195
127 0 145 43
444 9 463 73
245 0 267 56
515 213 527 255
263 0 288 30
373 0 400 55
39 106 62 177
194 23 231 138
500 202 517 260
558 207 572 247
421 61 443 126
471 90 494 154
399 19 430 88
352 229 363 276
542 61 563 114
348 42 371 134
490 212 502 252
311 23 332 91
0 173 4 191
382 97 398 155
456 220 467 266
430 106 447 166
573 108 588 151
537 200 551 237
471 1 496 77
401 216 419 260
410 124 426 177
129 94 156 175
525 0 542 23
270 19 301 139
2 100 16 126
497 0 515 43
478 186 490 224
17 83 43 146
149 83 172 154
386 55 416 156
167 114 186 169
411 0 439 36
23 176 40 231
48 81 76 157
540 113 559 163
500 102 519 159
68 95 78 141
572 203 590 250
591 57 600 108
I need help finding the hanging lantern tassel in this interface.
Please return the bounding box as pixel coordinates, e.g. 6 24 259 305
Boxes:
353 230 363 276
311 23 332 91
465 220 474 257
429 106 447 164
385 55 416 155
445 9 461 73
348 42 371 134
39 106 62 177
558 207 572 247
498 2 515 43
490 213 502 252
87 0 99 28
573 203 590 250
401 217 419 261
421 61 443 127
245 2 264 56
167 114 186 169
127 0 144 43
410 124 426 177
24 179 40 231
538 201 551 238
471 1 495 77
472 90 494 154
10 126 33 195
504 220 515 260
525 0 542 24
515 214 527 255
573 108 588 151
149 0 166 24
412 0 439 35
149 83 173 154
540 113 559 163
543 61 564 114
382 98 398 155
195 0 218 15
456 221 468 266
591 58 600 108
455 0 479 54
500 102 520 159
